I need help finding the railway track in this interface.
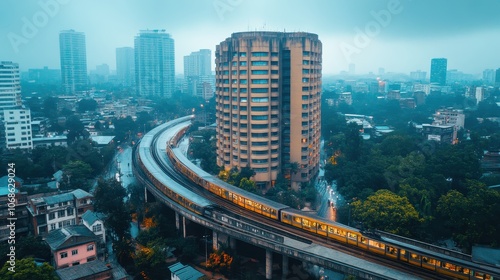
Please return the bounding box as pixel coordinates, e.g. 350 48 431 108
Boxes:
147 123 452 280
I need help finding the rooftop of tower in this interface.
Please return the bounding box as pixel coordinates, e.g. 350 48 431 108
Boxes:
230 31 319 40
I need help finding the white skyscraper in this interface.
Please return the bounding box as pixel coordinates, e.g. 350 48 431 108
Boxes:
0 61 32 150
59 30 88 94
0 61 22 109
134 30 175 98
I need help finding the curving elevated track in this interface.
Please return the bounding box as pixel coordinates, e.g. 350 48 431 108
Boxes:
134 116 500 280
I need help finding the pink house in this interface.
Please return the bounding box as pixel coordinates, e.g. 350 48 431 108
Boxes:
44 225 99 269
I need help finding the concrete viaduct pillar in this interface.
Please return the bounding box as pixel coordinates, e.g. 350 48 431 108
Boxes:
282 255 289 279
266 250 273 280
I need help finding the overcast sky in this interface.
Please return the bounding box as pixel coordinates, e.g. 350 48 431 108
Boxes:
1 0 499 75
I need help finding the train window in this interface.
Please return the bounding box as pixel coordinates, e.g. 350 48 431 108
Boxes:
302 219 311 228
333 228 346 237
282 213 289 219
347 232 357 240
386 246 397 255
360 237 368 244
368 240 385 249
422 257 437 265
473 272 485 279
318 223 327 231
442 262 456 271
294 217 301 223
410 253 421 260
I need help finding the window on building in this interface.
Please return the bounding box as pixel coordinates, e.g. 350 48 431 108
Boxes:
251 70 268 75
60 252 68 259
67 208 74 216
72 249 78 255
240 70 247 75
251 88 269 93
251 61 268 66
87 244 94 251
251 79 268 84
58 210 65 218
251 106 268 112
50 224 56 231
49 213 56 220
251 115 268 120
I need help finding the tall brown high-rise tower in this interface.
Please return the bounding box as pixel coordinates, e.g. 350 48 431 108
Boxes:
215 31 322 190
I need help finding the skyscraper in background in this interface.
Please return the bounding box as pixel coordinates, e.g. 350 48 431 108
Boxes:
184 49 214 100
134 30 175 98
116 47 135 87
0 61 32 150
495 68 500 87
59 30 88 94
482 69 495 85
0 62 22 109
215 31 322 190
430 58 447 86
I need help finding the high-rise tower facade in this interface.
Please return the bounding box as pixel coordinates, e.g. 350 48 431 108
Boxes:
59 30 88 94
184 49 214 99
0 61 32 150
430 58 447 86
134 30 175 98
116 47 135 87
215 32 322 190
0 61 22 109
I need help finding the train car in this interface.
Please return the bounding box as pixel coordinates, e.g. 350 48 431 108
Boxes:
168 146 289 220
280 208 362 245
136 118 214 216
378 235 500 280
280 208 499 280
165 118 500 280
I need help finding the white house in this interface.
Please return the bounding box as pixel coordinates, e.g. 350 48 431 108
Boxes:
81 210 106 243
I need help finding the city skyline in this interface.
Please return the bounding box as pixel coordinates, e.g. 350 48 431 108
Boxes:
1 0 500 76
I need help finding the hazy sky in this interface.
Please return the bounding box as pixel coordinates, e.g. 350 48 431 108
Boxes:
1 0 499 75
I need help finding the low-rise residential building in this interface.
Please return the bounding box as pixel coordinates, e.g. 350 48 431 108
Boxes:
168 262 205 280
27 189 93 236
55 259 112 280
433 108 465 129
2 107 33 149
44 225 99 269
422 124 456 144
32 135 68 148
81 210 106 243
0 176 29 242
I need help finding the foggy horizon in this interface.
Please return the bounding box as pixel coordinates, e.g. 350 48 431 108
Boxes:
2 0 500 76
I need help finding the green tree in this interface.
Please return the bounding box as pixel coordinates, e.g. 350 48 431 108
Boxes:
0 258 57 280
128 183 145 229
65 115 86 144
239 178 258 193
94 178 131 243
42 96 58 120
352 189 422 236
59 160 93 191
436 180 500 249
0 235 51 266
77 98 98 112
344 122 362 161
